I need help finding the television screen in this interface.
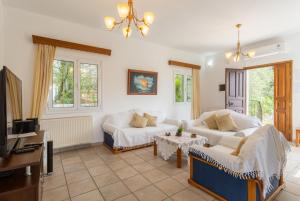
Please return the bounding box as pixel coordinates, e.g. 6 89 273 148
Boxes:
0 66 22 157
5 68 22 134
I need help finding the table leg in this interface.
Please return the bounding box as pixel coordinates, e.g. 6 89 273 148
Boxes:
154 141 157 156
177 148 182 168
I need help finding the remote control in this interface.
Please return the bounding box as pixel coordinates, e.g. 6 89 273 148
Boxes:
14 147 35 154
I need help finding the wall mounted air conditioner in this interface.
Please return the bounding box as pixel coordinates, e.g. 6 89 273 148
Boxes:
245 42 286 59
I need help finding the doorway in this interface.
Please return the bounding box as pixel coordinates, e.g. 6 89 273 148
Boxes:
225 60 292 140
247 67 274 125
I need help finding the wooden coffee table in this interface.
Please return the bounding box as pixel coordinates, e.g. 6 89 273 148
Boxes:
153 132 207 168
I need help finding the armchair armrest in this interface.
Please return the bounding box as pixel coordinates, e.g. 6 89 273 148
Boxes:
182 120 195 130
102 123 121 134
163 118 182 127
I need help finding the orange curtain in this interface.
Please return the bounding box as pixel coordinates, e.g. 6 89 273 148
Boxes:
31 44 56 118
192 68 201 119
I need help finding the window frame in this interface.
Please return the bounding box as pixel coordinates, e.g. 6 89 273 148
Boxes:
46 56 102 114
173 68 192 104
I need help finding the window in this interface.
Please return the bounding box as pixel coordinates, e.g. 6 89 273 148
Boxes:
174 70 192 103
80 63 98 107
48 58 101 113
52 60 75 108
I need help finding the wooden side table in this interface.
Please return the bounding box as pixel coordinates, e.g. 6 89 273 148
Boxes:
296 129 300 147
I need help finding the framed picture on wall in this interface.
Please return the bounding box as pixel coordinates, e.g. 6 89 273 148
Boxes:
127 69 158 95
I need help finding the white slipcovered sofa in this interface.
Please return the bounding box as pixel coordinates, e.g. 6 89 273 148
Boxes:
102 109 181 152
183 109 262 146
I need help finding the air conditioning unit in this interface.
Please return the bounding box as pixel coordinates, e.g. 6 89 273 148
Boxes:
246 42 285 59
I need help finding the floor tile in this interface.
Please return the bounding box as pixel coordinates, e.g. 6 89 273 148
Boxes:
155 178 186 196
88 164 111 176
172 189 206 201
61 151 79 159
99 181 131 201
172 172 189 187
65 169 91 184
134 185 167 201
132 161 155 173
284 181 300 196
143 169 169 183
63 162 86 173
71 190 104 201
62 156 82 166
42 186 69 201
159 164 184 176
43 174 66 191
68 178 97 198
276 190 300 201
123 174 151 192
148 158 169 167
108 160 130 171
124 155 145 165
114 193 139 201
93 172 120 188
115 166 139 180
84 158 105 168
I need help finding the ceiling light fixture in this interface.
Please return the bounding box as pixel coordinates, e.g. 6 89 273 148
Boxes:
104 0 155 38
225 24 255 62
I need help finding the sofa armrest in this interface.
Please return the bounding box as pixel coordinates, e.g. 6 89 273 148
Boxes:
182 120 195 130
102 123 121 134
163 118 182 127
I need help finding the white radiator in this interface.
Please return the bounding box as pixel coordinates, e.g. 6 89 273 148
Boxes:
40 116 93 149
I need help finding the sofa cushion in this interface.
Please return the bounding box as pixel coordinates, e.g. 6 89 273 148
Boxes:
197 109 262 130
204 114 218 130
215 114 238 131
144 113 158 127
130 113 148 128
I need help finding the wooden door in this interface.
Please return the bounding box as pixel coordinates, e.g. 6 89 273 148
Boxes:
225 68 246 114
274 61 292 140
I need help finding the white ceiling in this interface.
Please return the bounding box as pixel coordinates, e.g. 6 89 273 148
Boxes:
3 0 300 53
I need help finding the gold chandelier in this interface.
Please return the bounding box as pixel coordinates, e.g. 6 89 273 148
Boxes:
225 24 255 62
104 0 155 38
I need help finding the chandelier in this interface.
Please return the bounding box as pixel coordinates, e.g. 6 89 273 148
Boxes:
225 24 255 62
104 0 155 38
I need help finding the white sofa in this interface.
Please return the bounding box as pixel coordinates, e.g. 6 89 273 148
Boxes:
183 109 262 146
102 109 181 151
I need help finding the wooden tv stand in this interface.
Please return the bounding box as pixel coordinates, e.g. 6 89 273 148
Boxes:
0 131 44 201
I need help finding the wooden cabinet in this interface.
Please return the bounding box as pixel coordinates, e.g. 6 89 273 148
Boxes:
296 129 300 147
0 132 44 201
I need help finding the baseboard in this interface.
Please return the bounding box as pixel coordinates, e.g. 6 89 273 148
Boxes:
53 142 103 153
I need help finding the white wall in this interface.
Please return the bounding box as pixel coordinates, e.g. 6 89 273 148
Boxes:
3 7 203 143
202 33 300 139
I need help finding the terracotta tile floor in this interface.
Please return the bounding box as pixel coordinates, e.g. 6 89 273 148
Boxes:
42 144 300 201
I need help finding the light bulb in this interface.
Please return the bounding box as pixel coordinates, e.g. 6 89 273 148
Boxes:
139 25 149 36
248 51 256 58
122 27 132 38
233 54 240 62
104 16 115 30
117 3 130 19
143 12 155 25
225 52 233 59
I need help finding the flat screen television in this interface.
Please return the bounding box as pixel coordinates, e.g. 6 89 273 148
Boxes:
0 66 23 157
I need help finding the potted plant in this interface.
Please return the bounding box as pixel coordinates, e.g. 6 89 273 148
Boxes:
176 126 184 137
